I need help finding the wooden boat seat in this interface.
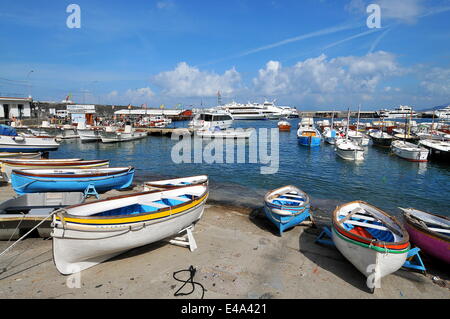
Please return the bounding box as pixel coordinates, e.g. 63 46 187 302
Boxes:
281 194 304 199
139 201 169 209
344 220 389 231
428 227 450 234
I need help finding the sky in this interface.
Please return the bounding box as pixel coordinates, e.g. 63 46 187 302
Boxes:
0 0 449 110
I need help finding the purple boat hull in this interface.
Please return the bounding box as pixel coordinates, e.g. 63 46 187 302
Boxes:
405 223 450 264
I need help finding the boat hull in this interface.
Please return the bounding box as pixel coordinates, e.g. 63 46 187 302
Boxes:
51 194 207 274
11 168 134 195
297 135 321 147
0 135 59 152
101 131 147 143
391 141 429 162
78 129 102 142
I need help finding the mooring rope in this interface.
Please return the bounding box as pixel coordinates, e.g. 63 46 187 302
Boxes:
172 265 205 299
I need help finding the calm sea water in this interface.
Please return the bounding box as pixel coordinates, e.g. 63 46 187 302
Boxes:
53 119 450 217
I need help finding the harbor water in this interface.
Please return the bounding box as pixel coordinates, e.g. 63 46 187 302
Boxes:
53 119 450 217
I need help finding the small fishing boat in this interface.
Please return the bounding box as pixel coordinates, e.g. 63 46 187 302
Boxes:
391 140 429 162
0 124 59 152
332 201 410 292
399 208 449 264
77 122 102 142
335 139 365 161
347 130 370 146
297 118 322 147
277 119 291 131
0 192 85 240
368 130 394 147
418 139 450 162
143 175 208 191
11 167 134 195
101 124 147 143
263 185 310 236
51 184 208 274
323 127 339 145
0 158 109 183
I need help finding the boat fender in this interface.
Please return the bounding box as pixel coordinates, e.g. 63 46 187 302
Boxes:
13 136 25 142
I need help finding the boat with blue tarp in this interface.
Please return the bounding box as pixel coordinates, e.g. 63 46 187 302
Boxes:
0 124 60 152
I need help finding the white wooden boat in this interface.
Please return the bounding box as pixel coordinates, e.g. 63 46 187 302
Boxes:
51 185 208 274
335 139 365 161
347 130 370 146
332 201 410 292
0 134 59 153
100 125 147 143
78 127 102 142
0 158 108 183
391 140 429 162
418 139 450 161
0 152 42 160
143 175 208 191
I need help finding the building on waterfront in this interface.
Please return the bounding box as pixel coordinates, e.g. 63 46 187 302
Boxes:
0 96 33 121
66 104 96 125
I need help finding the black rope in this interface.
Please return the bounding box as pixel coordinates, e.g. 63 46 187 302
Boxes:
172 265 205 299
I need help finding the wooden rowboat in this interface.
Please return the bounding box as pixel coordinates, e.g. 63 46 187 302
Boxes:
51 185 209 274
0 158 109 183
11 167 134 195
332 201 410 292
264 185 310 236
143 175 208 191
399 208 449 264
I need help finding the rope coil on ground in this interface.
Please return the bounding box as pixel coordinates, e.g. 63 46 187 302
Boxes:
172 265 205 299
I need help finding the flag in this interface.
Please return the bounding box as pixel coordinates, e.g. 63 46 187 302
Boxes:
160 104 165 109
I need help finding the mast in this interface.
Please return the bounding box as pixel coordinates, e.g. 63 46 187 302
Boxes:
346 107 350 139
356 104 361 135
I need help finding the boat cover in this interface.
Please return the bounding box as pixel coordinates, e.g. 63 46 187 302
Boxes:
0 125 18 136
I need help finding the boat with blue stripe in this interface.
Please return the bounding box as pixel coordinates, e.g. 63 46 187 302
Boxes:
11 167 134 195
264 185 311 236
0 124 59 152
297 118 322 147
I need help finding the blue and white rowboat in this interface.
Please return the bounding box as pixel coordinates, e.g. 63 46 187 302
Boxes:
264 185 311 236
11 167 135 195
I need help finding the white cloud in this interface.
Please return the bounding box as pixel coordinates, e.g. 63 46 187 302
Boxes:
152 62 241 97
125 87 155 103
252 51 401 99
420 67 450 96
156 1 175 10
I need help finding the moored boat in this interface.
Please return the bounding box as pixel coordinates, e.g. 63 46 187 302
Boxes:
195 127 254 139
0 158 109 183
399 208 449 264
263 185 310 236
332 201 410 292
418 139 450 162
11 167 134 195
100 124 147 143
368 130 394 147
0 152 42 160
143 175 209 191
391 140 429 162
51 184 209 274
277 120 291 131
0 124 59 153
297 118 322 147
335 139 365 161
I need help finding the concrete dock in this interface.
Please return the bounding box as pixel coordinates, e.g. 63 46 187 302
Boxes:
0 185 448 299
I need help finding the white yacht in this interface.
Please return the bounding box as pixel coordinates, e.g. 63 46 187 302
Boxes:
378 105 418 119
189 110 234 130
217 100 292 120
434 105 450 120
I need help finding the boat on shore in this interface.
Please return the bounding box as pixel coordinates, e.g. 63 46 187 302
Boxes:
51 184 208 274
100 124 147 143
143 175 209 191
391 140 429 162
0 152 42 160
263 185 310 236
0 192 85 240
297 118 322 147
11 167 134 195
0 159 109 183
332 201 410 292
399 208 449 264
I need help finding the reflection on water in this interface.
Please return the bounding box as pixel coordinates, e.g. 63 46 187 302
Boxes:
54 118 449 217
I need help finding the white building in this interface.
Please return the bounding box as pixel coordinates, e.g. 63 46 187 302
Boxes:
0 97 32 119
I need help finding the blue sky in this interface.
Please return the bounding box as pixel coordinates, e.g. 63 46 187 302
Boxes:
0 0 449 110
